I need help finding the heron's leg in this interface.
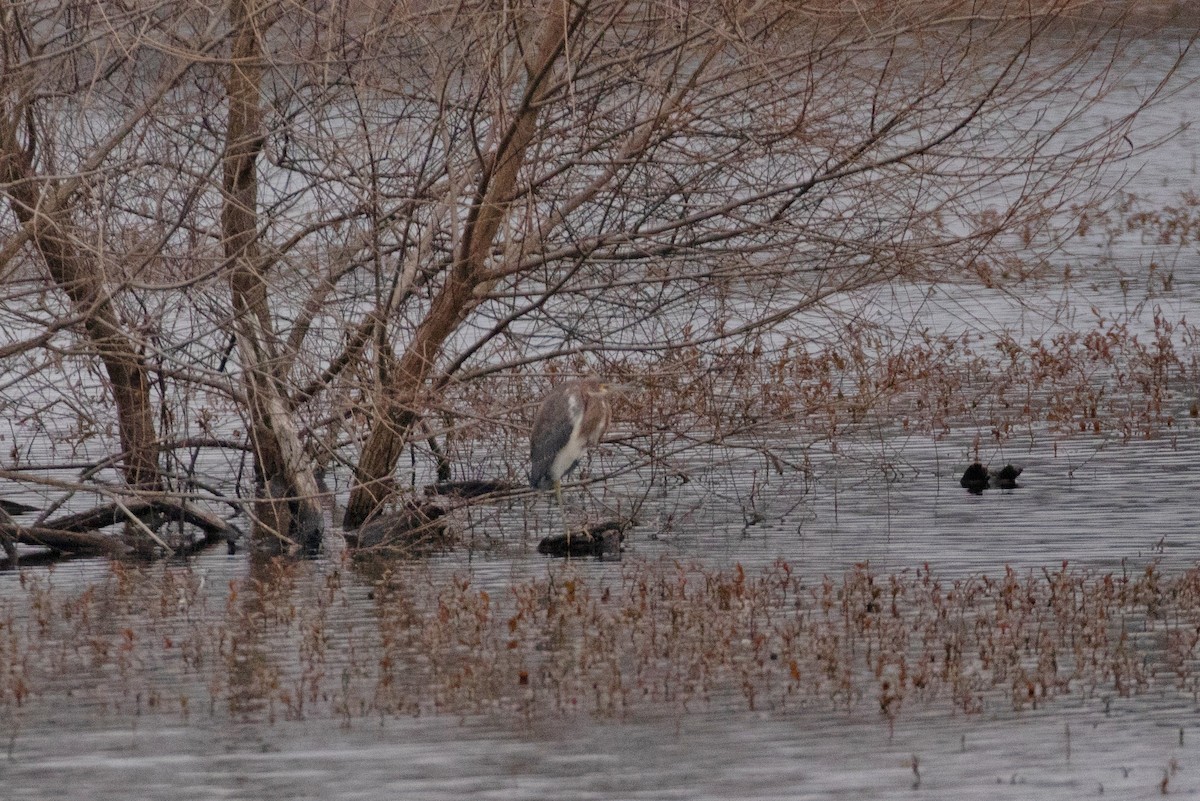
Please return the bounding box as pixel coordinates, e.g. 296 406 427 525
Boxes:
554 479 571 550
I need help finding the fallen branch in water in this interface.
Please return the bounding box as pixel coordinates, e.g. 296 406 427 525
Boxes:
0 523 130 557
0 498 240 562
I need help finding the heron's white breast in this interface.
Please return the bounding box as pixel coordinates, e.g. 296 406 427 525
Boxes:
549 393 587 480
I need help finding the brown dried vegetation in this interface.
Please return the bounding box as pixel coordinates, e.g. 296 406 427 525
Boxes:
2 557 1198 725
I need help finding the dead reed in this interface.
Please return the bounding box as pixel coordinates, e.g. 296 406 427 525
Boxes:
1 555 1198 727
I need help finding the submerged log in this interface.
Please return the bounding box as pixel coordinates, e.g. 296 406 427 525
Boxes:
537 519 630 558
46 499 237 542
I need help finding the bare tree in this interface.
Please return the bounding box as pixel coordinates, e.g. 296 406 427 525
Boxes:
342 0 579 525
222 0 322 550
0 0 187 552
0 0 1191 557
338 0 1189 523
0 120 161 494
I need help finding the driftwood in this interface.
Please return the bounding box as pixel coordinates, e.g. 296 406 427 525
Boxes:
537 519 630 558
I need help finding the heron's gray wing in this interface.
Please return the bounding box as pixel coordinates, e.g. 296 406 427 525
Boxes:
530 387 576 489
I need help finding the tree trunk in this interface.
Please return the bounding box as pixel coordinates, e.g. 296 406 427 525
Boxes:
343 0 575 527
0 114 163 552
223 0 323 551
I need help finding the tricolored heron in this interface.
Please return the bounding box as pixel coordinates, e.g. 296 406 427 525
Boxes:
529 377 629 538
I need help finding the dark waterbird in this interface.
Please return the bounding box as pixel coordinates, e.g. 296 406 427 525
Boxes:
960 462 1023 494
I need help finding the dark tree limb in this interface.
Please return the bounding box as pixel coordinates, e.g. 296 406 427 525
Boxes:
0 498 240 561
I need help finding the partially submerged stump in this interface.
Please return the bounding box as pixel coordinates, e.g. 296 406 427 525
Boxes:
347 479 524 557
537 519 629 558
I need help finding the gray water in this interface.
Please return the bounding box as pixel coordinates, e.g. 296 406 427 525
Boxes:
1 680 1196 799
4 32 1200 801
